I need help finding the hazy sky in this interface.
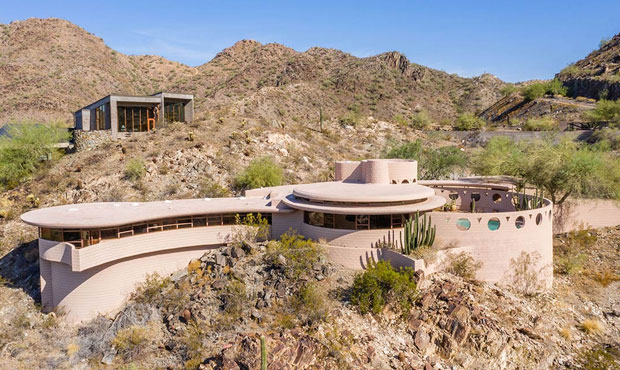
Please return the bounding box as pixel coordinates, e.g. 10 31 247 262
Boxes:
1 0 619 82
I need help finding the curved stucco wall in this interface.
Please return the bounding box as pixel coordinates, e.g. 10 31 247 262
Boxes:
39 226 239 322
334 159 418 184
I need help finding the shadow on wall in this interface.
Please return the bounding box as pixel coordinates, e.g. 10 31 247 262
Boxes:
0 239 41 303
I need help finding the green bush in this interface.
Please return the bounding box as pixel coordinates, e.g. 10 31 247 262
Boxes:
589 128 620 150
441 252 482 280
521 79 567 101
265 231 325 280
0 121 70 188
234 156 283 190
383 140 467 180
522 117 558 131
198 178 231 198
410 110 432 129
350 260 417 316
453 112 485 131
292 282 329 325
584 99 620 128
124 158 146 181
500 85 518 96
470 136 620 204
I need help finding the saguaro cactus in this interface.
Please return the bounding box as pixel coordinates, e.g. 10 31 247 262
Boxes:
260 335 267 370
399 211 436 255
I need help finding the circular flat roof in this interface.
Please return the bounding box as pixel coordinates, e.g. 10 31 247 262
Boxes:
20 197 286 229
292 182 435 203
282 193 446 214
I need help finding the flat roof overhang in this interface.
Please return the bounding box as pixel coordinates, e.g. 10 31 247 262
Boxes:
282 194 446 215
21 197 291 229
292 182 436 203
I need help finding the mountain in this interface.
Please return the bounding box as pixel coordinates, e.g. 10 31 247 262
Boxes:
0 18 505 125
556 33 620 100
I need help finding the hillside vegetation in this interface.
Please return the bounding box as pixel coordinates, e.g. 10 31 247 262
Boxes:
0 18 505 126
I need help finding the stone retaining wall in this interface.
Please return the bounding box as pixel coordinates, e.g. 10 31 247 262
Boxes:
74 130 113 151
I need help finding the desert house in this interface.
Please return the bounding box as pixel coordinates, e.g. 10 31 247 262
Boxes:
74 92 194 139
21 159 553 322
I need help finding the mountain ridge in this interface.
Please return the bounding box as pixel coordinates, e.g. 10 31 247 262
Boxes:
0 17 505 125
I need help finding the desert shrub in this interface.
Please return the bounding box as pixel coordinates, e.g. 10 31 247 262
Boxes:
265 231 325 280
292 282 329 325
521 79 567 101
131 274 190 314
577 343 620 370
112 325 154 361
588 128 620 150
470 136 620 204
441 252 482 280
216 280 247 328
453 112 485 131
506 251 546 296
234 156 282 190
393 114 408 126
198 178 231 198
555 229 596 275
350 260 417 316
410 110 432 129
500 85 518 96
580 319 603 334
560 64 583 77
0 121 70 188
584 99 620 128
588 270 620 287
231 212 270 244
124 158 146 181
555 253 586 275
522 117 558 131
383 140 467 179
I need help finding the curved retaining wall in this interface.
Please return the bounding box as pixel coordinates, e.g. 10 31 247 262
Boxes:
312 184 553 289
39 226 237 322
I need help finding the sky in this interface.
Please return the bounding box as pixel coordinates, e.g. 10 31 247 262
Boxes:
0 0 619 82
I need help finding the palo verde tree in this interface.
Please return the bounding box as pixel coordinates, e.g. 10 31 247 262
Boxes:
383 139 467 180
0 121 70 189
470 136 620 205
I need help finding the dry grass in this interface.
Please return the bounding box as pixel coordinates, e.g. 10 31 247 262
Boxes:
559 327 572 341
588 270 620 287
580 319 603 334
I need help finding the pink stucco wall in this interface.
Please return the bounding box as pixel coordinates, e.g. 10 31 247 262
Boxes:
39 226 239 322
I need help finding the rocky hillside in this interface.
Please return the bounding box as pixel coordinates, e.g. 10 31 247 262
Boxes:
557 33 620 100
0 225 618 368
479 93 595 128
0 18 504 125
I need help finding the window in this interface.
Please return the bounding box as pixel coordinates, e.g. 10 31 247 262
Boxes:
164 102 185 123
536 213 543 225
471 193 481 201
101 228 118 239
63 230 81 243
95 104 106 130
492 193 502 203
488 217 500 231
449 192 459 200
515 216 525 229
192 217 207 227
456 218 471 231
118 107 154 132
304 211 324 227
133 224 147 235
370 215 391 229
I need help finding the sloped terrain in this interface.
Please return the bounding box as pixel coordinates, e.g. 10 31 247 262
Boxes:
479 93 595 128
0 226 617 369
0 18 505 126
557 33 620 100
